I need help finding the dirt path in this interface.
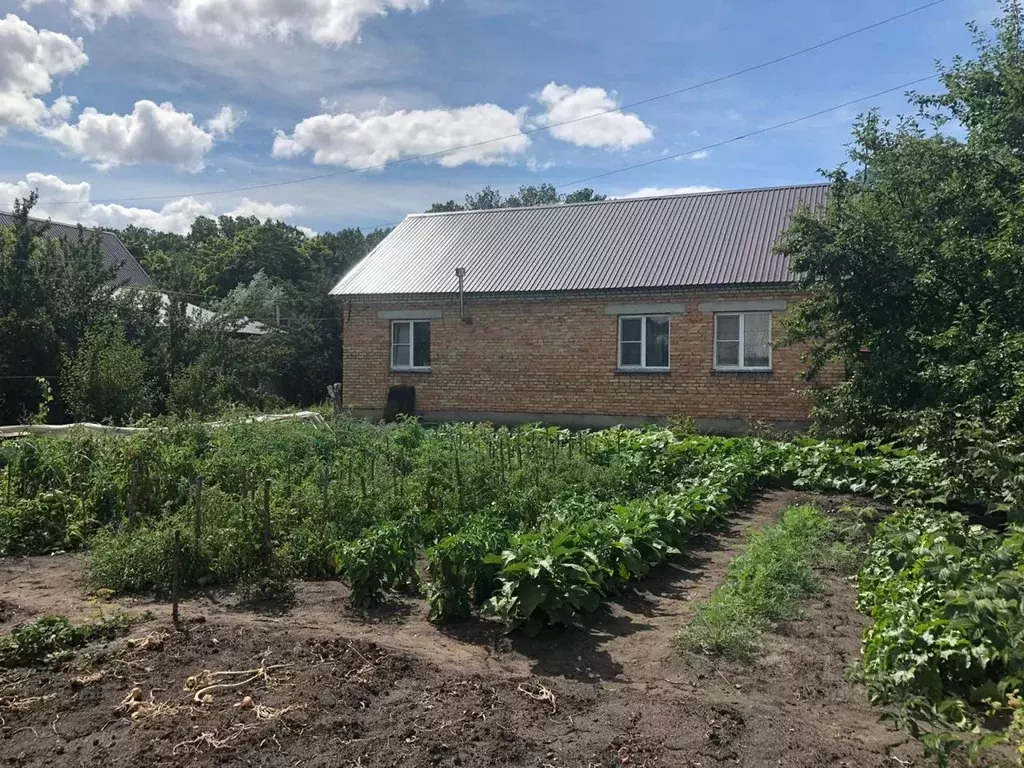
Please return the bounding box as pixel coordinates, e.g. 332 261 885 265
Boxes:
0 491 925 767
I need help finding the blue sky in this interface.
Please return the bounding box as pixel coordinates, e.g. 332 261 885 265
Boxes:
0 0 996 235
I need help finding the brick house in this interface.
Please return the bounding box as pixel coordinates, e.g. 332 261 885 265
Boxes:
330 183 834 433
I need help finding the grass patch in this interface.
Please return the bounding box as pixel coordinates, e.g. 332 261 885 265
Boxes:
0 612 141 668
677 504 853 660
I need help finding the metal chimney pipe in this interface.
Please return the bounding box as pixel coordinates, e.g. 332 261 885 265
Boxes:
455 267 466 321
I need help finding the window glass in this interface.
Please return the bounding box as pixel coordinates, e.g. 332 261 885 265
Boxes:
393 322 410 345
645 316 669 368
716 340 740 367
392 340 411 368
619 315 669 368
413 321 431 368
716 314 740 342
744 312 771 368
620 317 642 343
714 312 772 369
620 342 642 367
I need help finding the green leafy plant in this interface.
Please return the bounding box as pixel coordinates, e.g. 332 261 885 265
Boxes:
0 490 90 556
425 516 508 623
856 508 1024 762
336 520 420 607
0 612 139 668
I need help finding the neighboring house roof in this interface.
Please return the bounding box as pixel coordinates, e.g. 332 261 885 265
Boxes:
0 212 268 335
330 183 829 297
114 289 270 336
0 212 152 288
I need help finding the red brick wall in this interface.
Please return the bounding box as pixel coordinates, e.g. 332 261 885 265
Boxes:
340 288 838 428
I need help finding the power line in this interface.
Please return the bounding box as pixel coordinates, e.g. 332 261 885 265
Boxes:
9 75 941 251
31 0 948 209
556 74 938 189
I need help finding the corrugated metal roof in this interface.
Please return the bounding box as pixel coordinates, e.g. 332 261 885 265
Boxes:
330 183 828 296
0 212 152 288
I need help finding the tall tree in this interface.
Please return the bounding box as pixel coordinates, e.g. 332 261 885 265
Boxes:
0 194 115 423
780 1 1024 439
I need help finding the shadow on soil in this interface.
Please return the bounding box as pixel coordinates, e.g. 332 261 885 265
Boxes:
437 510 765 683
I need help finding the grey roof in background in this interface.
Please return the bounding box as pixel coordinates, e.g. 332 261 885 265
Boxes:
0 212 152 288
330 183 829 297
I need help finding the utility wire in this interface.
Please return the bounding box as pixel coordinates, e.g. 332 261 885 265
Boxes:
29 0 948 209
556 74 938 189
7 75 941 261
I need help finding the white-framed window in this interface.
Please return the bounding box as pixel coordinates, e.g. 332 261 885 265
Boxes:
617 315 670 370
391 320 431 370
714 312 772 370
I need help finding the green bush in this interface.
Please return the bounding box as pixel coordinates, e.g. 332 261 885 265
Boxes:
168 364 230 417
89 518 198 595
336 520 420 607
61 321 152 423
0 490 90 555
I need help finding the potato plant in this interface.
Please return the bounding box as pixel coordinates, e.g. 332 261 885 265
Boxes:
857 508 1024 749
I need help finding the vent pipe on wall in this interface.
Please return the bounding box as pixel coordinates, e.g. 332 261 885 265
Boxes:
455 266 468 322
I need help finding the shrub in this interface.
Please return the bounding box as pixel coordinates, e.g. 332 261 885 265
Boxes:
168 364 230 417
61 321 152 423
0 490 89 556
89 518 199 595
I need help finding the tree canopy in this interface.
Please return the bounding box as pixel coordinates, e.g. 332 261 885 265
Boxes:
781 1 1024 443
426 184 606 212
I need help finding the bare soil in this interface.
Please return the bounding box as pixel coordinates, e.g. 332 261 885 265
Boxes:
0 491 927 767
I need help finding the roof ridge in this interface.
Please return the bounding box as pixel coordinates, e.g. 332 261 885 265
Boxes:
0 210 153 288
407 182 830 219
0 210 119 233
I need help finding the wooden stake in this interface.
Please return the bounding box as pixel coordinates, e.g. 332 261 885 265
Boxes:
454 439 462 508
172 530 182 627
194 475 204 548
261 479 271 566
127 463 140 525
322 464 331 517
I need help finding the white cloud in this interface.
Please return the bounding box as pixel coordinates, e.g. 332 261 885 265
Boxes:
205 105 245 137
227 197 299 220
174 0 430 47
534 83 652 150
273 103 529 168
0 14 88 135
689 150 709 160
42 100 232 171
21 0 142 31
619 186 722 199
0 173 306 234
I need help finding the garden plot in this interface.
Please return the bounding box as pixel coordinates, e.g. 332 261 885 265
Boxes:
0 491 927 768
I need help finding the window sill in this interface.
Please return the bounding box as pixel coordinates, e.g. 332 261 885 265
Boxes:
616 367 672 375
391 367 432 374
712 368 773 376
